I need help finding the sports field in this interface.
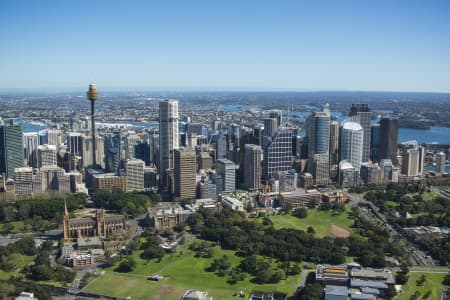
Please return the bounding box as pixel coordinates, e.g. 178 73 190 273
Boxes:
268 207 354 237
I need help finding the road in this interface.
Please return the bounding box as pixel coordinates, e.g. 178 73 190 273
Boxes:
348 193 436 266
297 269 314 288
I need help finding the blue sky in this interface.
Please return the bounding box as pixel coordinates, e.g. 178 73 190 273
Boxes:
1 0 449 92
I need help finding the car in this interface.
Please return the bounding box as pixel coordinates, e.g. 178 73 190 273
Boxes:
148 274 163 281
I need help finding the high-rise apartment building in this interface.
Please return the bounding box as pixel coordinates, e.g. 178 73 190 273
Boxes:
125 159 145 192
263 127 293 180
37 144 57 167
159 100 179 189
312 153 329 185
244 144 262 190
0 119 23 179
174 148 197 200
401 146 425 177
349 104 371 162
436 152 446 174
46 129 60 146
379 117 399 163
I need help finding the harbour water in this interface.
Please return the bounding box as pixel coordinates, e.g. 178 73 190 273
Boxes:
22 121 449 144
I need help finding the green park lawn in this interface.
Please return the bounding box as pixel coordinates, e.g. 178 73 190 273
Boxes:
84 246 301 300
421 192 437 202
0 220 26 234
267 207 354 237
400 272 449 300
385 200 400 208
0 254 34 280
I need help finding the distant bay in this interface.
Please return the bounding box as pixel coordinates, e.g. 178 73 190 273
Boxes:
22 121 450 144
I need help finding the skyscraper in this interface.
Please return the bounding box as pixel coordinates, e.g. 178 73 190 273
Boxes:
125 159 145 192
263 127 293 180
244 144 262 190
401 147 421 176
158 99 179 189
104 132 122 173
0 119 23 179
329 120 339 165
349 104 371 162
436 152 446 174
269 109 283 126
67 132 82 156
306 105 330 183
23 132 39 168
215 131 227 160
174 148 197 200
37 144 57 167
215 158 235 194
263 118 278 138
379 117 399 163
81 135 104 169
370 124 380 162
340 121 364 171
312 153 329 185
307 106 330 159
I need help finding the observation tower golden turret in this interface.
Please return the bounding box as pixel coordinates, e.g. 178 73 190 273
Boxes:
87 83 99 168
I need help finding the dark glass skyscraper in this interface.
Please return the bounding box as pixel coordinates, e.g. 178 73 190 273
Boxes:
379 117 399 163
104 132 121 173
349 103 371 162
370 124 380 161
0 118 23 179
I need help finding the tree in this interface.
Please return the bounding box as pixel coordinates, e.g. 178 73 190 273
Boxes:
228 268 245 284
292 207 308 218
54 266 76 283
269 269 285 283
298 283 323 300
385 285 397 300
0 253 21 271
1 223 14 234
332 202 346 213
255 268 272 284
289 263 301 275
141 245 165 261
396 272 409 285
416 274 426 286
284 202 293 213
410 291 421 300
116 257 136 273
443 273 450 285
262 217 273 226
40 240 54 252
30 264 53 281
307 226 315 234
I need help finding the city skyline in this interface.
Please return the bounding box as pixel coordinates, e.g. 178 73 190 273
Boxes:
1 0 450 92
